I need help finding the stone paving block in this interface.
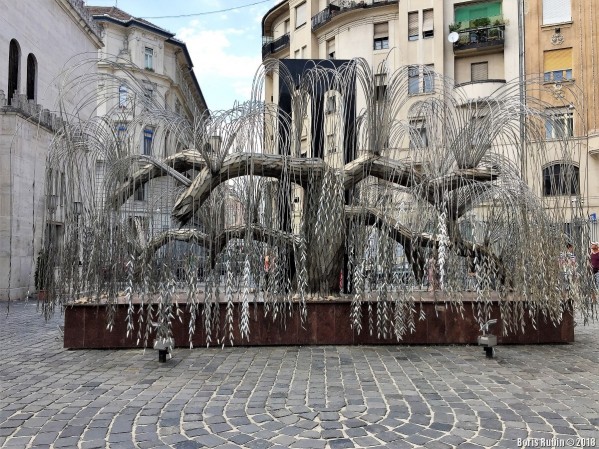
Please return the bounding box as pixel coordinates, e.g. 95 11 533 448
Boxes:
195 434 227 447
328 438 355 449
1 302 599 449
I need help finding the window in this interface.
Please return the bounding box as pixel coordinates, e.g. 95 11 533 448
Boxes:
143 128 154 155
134 186 146 201
143 85 154 107
294 49 300 59
408 66 434 95
301 45 307 58
144 47 154 70
542 163 579 196
8 39 20 105
284 19 290 34
118 84 128 108
545 108 573 139
326 38 335 59
116 122 127 142
375 73 387 101
408 66 420 95
471 62 489 82
408 12 419 41
544 48 572 82
409 120 428 149
373 22 389 50
26 54 36 101
295 2 307 28
543 0 571 24
422 9 434 38
423 64 434 93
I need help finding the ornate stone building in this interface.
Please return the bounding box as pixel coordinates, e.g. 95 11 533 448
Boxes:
0 0 102 299
524 0 599 238
87 6 209 247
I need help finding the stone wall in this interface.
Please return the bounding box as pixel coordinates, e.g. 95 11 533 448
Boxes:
0 97 55 299
0 0 101 299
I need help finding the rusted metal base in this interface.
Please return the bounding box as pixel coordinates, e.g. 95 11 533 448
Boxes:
63 298 574 349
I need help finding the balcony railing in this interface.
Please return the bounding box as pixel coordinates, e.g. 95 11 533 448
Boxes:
262 33 290 58
452 24 505 53
544 69 572 83
312 0 397 31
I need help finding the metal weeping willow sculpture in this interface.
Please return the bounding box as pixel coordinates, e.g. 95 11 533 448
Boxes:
40 57 596 346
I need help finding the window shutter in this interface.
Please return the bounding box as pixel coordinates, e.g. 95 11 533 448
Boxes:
544 48 572 71
422 9 434 32
408 12 418 37
471 62 489 81
374 22 388 39
543 0 571 24
326 38 335 56
296 2 307 27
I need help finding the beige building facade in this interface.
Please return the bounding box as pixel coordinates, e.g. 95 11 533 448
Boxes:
524 0 599 232
262 0 598 240
88 7 208 241
262 0 522 239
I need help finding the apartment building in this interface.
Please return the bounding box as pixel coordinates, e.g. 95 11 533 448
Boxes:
261 0 521 241
262 0 519 128
0 0 102 299
87 6 208 241
524 0 599 232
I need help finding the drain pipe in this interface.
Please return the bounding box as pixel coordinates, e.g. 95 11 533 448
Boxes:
518 0 527 182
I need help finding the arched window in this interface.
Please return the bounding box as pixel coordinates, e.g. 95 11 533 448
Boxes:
26 53 37 101
8 39 21 105
542 163 579 196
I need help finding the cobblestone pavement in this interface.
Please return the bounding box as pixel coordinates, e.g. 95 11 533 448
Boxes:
1 301 598 449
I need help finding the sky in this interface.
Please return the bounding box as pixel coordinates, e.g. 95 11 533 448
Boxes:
87 0 281 111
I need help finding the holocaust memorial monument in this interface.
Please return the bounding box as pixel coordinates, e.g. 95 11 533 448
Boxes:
39 58 596 348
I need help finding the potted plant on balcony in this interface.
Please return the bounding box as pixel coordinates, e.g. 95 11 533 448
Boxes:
34 249 49 301
472 17 491 28
448 22 462 32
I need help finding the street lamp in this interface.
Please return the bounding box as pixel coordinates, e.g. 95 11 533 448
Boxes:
73 201 83 217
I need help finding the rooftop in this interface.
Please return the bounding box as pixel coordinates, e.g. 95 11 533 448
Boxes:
86 5 174 36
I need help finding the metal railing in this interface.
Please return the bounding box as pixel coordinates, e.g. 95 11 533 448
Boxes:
312 0 397 31
262 33 290 58
453 25 505 52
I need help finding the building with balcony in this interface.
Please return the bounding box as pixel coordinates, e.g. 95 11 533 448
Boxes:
261 0 521 238
524 0 599 233
0 0 103 300
261 0 521 151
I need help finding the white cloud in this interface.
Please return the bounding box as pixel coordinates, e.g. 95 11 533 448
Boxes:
177 22 262 109
173 0 280 110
